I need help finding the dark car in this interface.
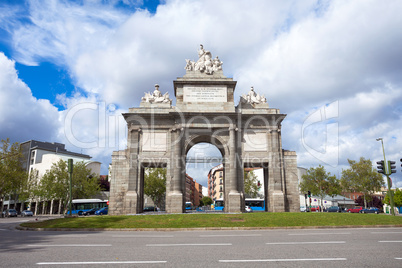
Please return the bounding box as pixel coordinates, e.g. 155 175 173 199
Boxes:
21 210 34 217
346 206 363 213
4 209 18 217
143 206 157 212
82 208 97 216
360 207 380 214
95 207 108 215
327 206 342 213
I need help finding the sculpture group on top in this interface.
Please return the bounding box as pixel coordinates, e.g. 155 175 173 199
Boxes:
141 84 172 104
241 87 267 105
185 44 223 75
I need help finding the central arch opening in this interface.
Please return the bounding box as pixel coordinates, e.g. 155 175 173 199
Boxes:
185 142 224 211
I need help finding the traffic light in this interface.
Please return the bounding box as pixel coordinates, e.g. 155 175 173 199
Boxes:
376 160 385 174
308 191 311 197
388 160 396 174
400 158 402 171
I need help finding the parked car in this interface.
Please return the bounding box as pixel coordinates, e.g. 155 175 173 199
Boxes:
360 207 381 214
310 205 321 212
300 205 309 212
327 206 342 213
143 206 157 212
82 208 98 216
21 210 33 217
95 207 108 215
346 206 363 213
245 206 253 213
3 209 18 217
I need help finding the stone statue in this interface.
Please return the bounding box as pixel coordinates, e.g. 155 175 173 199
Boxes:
141 84 172 104
184 44 223 75
241 87 267 104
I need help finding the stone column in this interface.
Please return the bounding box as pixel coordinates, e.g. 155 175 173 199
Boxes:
269 128 285 212
228 125 241 212
125 127 140 214
167 127 183 213
229 126 237 194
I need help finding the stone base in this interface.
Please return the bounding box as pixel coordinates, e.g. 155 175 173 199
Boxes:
227 192 242 213
166 192 183 213
124 191 139 214
272 191 285 212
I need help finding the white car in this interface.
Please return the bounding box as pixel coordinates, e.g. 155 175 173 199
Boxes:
300 206 308 212
245 206 253 212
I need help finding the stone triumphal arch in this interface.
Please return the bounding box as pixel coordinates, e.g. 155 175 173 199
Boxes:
109 45 299 214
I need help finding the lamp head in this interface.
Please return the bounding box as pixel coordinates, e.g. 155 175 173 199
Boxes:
376 138 382 141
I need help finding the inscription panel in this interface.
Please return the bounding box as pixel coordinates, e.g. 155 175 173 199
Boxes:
243 132 268 152
183 86 227 102
142 131 167 152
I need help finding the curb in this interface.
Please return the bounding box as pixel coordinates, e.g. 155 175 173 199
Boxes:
16 224 402 232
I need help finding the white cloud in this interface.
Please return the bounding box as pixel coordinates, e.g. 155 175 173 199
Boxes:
1 0 402 186
0 52 59 142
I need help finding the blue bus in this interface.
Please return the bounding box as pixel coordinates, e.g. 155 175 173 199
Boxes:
214 198 265 212
185 202 193 210
214 199 225 211
245 198 265 211
67 199 108 215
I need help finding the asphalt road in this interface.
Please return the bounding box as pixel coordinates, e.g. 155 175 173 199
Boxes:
1 217 401 267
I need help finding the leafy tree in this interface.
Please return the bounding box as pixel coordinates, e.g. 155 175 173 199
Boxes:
201 196 213 206
98 176 110 191
355 195 383 209
244 170 260 198
340 157 384 208
143 168 166 210
384 188 402 208
0 139 27 213
299 165 340 211
36 159 100 214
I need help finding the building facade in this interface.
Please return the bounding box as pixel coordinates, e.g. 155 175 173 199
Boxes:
3 140 101 214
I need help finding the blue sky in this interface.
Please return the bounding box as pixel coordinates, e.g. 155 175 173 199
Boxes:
0 0 401 188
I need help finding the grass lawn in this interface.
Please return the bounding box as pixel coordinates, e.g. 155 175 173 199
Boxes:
20 212 402 230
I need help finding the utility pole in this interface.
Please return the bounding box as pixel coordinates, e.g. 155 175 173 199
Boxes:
68 159 73 217
376 138 395 216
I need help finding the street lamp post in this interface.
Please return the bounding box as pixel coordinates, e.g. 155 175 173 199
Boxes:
376 138 395 216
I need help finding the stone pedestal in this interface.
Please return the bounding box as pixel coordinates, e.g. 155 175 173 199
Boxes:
167 192 184 213
272 191 285 212
124 191 139 214
227 192 242 213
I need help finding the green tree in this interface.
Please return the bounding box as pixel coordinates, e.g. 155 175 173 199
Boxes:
299 165 340 211
244 170 260 198
144 168 166 210
36 159 100 214
384 188 402 208
340 157 384 208
201 196 213 206
0 139 27 213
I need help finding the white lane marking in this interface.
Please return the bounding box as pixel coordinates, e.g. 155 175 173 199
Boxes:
378 241 402 243
372 232 402 234
37 261 166 265
146 243 232 247
395 258 402 260
0 229 8 231
220 258 347 263
27 244 111 247
288 232 351 236
266 241 345 245
112 235 174 238
199 234 262 237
